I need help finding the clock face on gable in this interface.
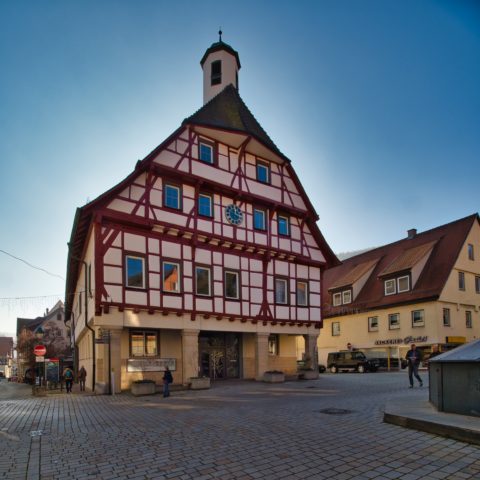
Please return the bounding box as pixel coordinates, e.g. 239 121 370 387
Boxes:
225 204 243 226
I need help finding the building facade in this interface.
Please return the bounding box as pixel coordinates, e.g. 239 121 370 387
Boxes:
317 214 480 369
0 337 14 379
65 39 338 393
16 301 70 379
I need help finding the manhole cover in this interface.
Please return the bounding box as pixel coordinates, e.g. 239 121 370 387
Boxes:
318 408 353 415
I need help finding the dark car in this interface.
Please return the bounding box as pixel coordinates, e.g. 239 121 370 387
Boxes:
327 350 379 373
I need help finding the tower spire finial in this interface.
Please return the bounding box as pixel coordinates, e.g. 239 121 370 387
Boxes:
218 27 222 42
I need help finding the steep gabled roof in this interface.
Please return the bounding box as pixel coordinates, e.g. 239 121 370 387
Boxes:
323 214 479 317
329 258 380 291
183 84 288 162
379 241 436 277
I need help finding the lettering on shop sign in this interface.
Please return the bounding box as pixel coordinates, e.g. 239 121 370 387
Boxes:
127 358 176 372
374 336 427 346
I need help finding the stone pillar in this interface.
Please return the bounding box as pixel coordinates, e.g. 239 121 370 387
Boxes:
255 332 270 381
109 328 123 394
304 334 319 369
182 329 200 386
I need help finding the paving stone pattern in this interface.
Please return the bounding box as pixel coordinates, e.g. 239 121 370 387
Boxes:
1 373 479 479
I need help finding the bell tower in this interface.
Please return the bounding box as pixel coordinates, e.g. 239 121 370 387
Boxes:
200 30 241 105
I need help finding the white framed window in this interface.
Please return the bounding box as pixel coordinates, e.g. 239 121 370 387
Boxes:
332 322 340 336
164 184 181 210
278 215 290 236
385 279 396 296
162 261 180 293
342 290 352 304
195 266 211 296
333 292 342 306
275 278 288 304
388 313 400 330
199 141 214 164
254 208 267 231
224 270 239 300
368 316 379 332
130 330 158 357
458 272 465 291
466 310 472 328
198 193 213 217
468 244 474 260
397 275 410 293
443 308 451 327
126 255 145 289
411 309 425 327
296 281 308 306
256 161 270 184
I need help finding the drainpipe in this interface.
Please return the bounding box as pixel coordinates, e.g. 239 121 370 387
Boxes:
68 246 96 392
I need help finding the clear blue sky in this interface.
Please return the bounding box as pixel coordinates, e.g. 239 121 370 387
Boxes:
1 0 479 337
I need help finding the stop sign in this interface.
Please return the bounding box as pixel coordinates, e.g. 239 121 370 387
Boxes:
33 345 46 356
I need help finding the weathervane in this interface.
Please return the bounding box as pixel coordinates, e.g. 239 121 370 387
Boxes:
219 28 222 42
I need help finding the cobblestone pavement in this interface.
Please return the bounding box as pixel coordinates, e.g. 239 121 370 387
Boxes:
1 373 479 480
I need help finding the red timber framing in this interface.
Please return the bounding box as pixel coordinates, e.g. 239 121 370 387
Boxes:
65 124 338 328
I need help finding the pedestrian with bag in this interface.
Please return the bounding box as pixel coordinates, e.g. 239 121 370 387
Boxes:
405 344 423 388
64 367 74 393
162 366 173 398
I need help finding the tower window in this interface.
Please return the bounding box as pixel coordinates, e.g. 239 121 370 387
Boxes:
211 60 221 85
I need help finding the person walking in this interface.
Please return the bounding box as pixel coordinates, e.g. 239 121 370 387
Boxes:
78 366 87 392
162 366 173 398
405 344 423 388
64 367 74 393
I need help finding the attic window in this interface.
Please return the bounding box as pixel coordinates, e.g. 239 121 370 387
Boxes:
199 140 215 164
211 60 221 85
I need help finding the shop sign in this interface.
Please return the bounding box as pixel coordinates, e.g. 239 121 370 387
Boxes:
375 335 427 346
127 358 176 372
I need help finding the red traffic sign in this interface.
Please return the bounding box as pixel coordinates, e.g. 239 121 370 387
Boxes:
33 345 46 356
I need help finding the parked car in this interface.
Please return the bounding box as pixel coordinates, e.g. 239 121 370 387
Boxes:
327 350 379 373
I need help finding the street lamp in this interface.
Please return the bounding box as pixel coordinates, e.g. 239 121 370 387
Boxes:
34 326 45 387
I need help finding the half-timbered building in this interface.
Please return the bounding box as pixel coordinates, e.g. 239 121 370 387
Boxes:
65 38 338 393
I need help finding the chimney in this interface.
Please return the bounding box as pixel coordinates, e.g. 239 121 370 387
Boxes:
407 229 417 239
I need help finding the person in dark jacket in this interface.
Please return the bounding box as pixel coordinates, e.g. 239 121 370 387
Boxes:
78 366 87 392
405 344 423 388
162 366 173 398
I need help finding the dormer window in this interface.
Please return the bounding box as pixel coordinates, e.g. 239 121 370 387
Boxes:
397 275 410 293
332 288 352 306
211 60 221 85
384 275 410 296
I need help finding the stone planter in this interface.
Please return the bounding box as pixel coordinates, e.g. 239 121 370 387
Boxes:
298 370 319 380
131 381 156 396
262 371 285 383
189 377 211 390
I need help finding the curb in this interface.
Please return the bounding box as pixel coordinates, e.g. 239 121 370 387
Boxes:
384 412 480 446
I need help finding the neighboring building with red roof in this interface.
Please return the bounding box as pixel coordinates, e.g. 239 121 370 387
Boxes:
317 214 480 368
16 301 70 378
65 38 338 393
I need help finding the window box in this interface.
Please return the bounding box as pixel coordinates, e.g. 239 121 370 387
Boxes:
131 379 156 396
189 377 211 390
262 371 285 383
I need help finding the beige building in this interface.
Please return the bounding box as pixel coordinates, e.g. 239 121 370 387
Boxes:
316 214 480 369
65 38 338 393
